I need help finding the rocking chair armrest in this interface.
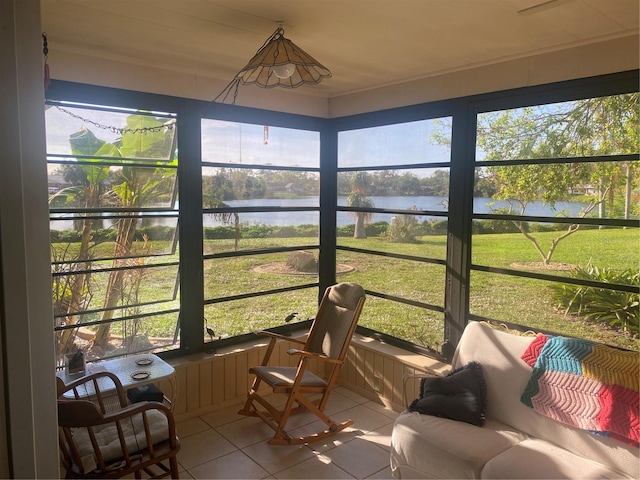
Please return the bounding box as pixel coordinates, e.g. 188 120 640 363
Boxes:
255 330 307 345
286 348 343 364
59 371 125 395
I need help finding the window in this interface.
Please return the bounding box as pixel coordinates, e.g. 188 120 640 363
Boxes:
200 120 322 343
337 119 452 350
470 93 639 350
46 102 180 368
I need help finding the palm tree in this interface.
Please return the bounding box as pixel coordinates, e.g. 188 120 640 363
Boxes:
347 172 374 239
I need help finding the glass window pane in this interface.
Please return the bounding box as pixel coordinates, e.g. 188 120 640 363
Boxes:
469 271 635 350
336 251 445 305
53 264 179 316
338 118 452 168
54 311 180 368
359 296 443 349
51 216 178 260
471 222 637 277
204 251 319 300
48 164 178 209
46 105 176 161
476 94 639 161
202 167 319 204
204 289 319 340
338 168 450 209
474 161 639 220
204 213 319 255
202 119 320 168
337 212 448 259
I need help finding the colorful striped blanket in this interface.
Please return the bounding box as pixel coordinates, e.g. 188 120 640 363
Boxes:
520 334 639 446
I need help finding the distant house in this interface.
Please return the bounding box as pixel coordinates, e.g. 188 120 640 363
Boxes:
569 184 597 196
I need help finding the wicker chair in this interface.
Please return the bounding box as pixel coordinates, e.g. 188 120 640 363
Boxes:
56 371 180 479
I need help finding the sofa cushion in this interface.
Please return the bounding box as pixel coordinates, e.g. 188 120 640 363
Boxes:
391 412 527 479
481 438 636 479
409 361 487 426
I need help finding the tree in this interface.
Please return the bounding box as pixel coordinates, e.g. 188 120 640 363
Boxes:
92 115 178 348
347 171 374 238
477 93 639 265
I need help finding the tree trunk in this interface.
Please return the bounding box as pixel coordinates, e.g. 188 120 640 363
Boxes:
354 213 367 239
93 216 138 347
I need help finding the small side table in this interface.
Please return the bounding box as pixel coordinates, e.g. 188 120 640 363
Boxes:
57 353 177 411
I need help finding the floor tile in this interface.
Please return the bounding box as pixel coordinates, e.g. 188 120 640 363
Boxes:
362 401 400 421
216 415 277 448
176 417 213 438
188 450 270 479
273 453 355 479
359 423 394 452
366 465 394 479
177 429 237 470
331 404 394 434
240 441 317 474
200 403 246 429
321 437 390 479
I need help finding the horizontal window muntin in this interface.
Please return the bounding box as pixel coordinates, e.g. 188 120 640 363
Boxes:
47 99 177 118
204 245 319 261
204 206 319 215
475 153 637 168
52 260 180 278
338 206 448 217
54 306 180 332
202 162 319 173
47 154 180 165
337 246 446 266
338 162 451 172
473 213 637 228
470 265 639 295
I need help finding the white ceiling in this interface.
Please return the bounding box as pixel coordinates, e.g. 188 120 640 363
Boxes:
40 0 639 102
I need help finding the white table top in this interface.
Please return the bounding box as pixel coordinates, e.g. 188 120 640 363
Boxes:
58 353 175 398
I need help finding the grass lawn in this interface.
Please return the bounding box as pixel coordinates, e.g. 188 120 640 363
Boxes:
54 227 639 353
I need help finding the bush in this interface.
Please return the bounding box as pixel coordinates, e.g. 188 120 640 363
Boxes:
136 225 176 241
550 264 639 334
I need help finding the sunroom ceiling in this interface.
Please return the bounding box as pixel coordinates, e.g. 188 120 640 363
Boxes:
40 0 639 106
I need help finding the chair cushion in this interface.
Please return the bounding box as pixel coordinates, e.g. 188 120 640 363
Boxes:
250 366 327 388
72 409 170 464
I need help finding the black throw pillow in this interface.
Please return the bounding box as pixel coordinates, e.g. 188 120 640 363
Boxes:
408 361 487 426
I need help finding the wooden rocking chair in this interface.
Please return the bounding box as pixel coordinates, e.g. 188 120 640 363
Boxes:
238 282 366 445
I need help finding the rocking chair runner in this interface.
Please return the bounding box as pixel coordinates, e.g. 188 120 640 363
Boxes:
56 372 180 479
238 282 366 445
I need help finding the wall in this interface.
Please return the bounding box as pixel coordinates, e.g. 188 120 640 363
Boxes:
0 0 59 477
163 333 449 422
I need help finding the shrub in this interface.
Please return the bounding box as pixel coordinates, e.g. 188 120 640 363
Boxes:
550 264 639 334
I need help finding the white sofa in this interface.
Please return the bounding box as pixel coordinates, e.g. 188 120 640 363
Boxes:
390 321 640 479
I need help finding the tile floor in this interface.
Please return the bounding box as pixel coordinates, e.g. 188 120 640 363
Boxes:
174 387 399 479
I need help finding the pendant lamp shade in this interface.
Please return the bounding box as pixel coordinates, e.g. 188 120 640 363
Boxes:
236 27 331 88
214 26 332 103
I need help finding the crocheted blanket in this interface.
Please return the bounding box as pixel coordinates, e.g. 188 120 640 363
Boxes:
520 334 639 446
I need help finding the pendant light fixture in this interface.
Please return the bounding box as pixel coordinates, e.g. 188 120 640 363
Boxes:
214 23 332 104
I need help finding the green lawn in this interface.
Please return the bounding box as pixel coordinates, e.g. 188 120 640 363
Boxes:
53 227 639 352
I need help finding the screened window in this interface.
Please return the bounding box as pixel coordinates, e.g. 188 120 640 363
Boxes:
470 93 639 350
46 102 180 368
201 119 322 343
337 118 452 349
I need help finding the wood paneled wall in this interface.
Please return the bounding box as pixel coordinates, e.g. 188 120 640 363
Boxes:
162 333 450 422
